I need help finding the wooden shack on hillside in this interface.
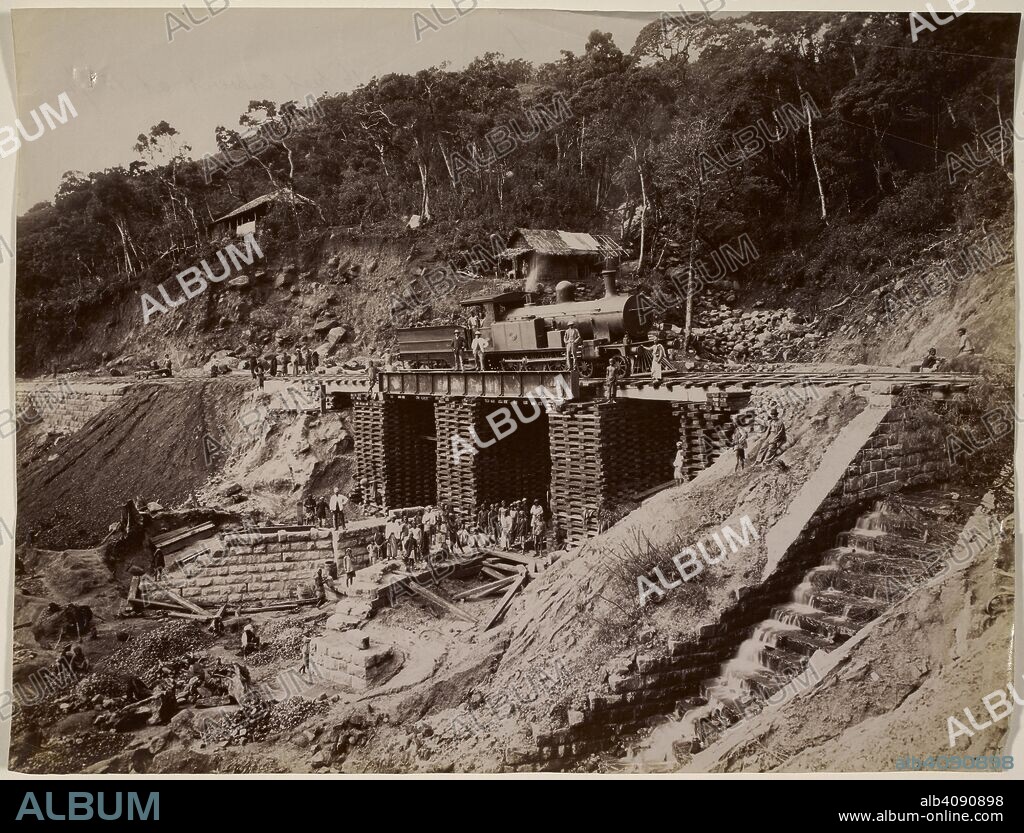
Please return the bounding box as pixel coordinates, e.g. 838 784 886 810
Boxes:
498 228 625 291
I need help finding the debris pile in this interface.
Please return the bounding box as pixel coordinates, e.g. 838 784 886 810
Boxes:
692 306 822 363
203 697 329 747
103 621 217 681
17 731 133 775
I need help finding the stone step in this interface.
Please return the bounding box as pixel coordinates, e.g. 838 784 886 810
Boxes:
822 548 934 577
753 619 840 656
770 603 859 641
836 530 933 559
797 587 887 622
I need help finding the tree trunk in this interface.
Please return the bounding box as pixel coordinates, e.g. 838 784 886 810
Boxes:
801 83 828 223
682 186 703 352
634 143 649 269
418 159 431 221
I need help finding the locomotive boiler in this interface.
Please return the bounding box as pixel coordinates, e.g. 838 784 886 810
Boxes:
395 259 654 377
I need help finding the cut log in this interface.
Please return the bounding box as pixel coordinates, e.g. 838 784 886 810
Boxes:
167 611 215 621
406 582 477 624
482 572 529 631
479 566 508 581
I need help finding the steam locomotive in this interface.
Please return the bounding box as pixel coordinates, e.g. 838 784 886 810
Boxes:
395 261 658 378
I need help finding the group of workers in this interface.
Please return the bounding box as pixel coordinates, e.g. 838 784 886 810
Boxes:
249 345 323 387
300 486 351 530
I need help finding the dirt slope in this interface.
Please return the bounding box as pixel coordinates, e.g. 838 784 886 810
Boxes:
16 378 251 548
388 389 868 769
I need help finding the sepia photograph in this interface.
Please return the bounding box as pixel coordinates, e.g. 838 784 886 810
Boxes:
0 1 1020 792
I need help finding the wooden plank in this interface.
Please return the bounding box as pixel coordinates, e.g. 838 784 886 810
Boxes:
134 598 192 612
151 522 216 551
484 550 542 569
480 565 507 581
482 573 529 631
167 611 214 621
483 559 520 575
451 576 514 601
406 582 478 623
141 577 211 617
462 578 516 601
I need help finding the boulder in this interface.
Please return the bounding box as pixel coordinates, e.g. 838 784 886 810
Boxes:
326 326 347 344
314 318 341 334
228 276 250 290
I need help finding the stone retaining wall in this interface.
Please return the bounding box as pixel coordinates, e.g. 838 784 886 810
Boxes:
14 380 129 435
505 391 963 770
166 523 383 607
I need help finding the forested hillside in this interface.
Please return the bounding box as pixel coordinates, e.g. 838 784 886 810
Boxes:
15 12 1017 372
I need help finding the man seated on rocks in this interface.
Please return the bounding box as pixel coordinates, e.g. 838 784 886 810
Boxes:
241 623 261 657
920 347 945 372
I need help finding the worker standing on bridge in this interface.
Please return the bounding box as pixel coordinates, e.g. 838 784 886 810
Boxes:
563 323 581 371
471 330 488 371
621 332 634 376
650 341 670 383
604 361 620 401
452 329 466 371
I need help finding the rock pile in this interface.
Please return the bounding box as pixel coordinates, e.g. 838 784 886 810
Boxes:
692 306 822 363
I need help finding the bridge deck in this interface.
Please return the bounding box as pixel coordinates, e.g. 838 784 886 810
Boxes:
265 367 975 409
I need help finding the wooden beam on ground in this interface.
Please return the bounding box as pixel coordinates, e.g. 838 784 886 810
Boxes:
482 572 529 631
462 578 516 601
483 559 520 575
451 576 514 601
141 577 211 617
134 598 193 613
484 550 542 570
167 611 215 621
406 582 477 624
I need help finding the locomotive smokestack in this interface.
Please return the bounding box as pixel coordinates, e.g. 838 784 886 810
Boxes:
602 255 619 297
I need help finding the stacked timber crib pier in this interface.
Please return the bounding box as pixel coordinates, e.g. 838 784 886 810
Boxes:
337 367 976 546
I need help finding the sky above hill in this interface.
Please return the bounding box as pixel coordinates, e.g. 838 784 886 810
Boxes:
12 7 652 211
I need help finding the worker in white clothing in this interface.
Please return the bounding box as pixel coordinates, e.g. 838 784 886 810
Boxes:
471 330 488 371
329 487 348 530
563 324 581 371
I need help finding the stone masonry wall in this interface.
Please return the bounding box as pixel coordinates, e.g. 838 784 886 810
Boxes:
505 391 963 770
15 380 129 435
165 524 382 607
